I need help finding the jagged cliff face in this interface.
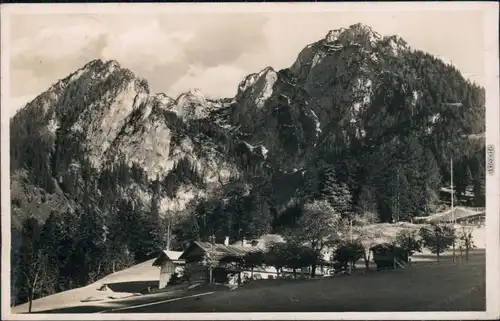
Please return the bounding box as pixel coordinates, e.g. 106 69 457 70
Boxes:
10 23 485 227
10 60 241 224
229 23 483 172
229 24 412 170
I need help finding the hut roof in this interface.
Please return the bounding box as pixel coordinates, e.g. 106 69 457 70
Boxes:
179 241 261 261
230 234 285 251
152 250 184 266
414 207 485 223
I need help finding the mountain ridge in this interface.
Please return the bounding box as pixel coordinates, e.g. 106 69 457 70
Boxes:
11 23 485 226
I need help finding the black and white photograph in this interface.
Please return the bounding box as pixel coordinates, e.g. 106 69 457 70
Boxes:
1 2 499 320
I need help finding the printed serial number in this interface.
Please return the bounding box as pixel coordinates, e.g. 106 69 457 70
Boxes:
487 144 495 175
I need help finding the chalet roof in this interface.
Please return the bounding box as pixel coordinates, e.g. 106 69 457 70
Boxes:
163 250 183 260
230 234 285 251
196 241 261 256
152 250 185 266
179 241 261 261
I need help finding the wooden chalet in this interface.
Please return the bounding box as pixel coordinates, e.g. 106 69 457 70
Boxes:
179 238 263 284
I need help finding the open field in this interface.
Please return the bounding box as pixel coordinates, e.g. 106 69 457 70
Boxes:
108 250 485 313
11 258 160 313
28 249 485 313
358 222 486 249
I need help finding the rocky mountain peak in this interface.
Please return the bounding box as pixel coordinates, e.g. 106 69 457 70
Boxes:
324 23 382 49
151 93 175 107
174 88 207 105
83 58 120 70
235 66 278 109
381 34 410 56
290 23 412 84
74 59 136 85
169 88 213 120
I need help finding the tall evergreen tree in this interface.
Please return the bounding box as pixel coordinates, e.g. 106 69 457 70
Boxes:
73 207 107 284
417 150 441 215
356 185 378 216
144 174 164 252
38 212 65 296
320 165 353 217
106 200 135 273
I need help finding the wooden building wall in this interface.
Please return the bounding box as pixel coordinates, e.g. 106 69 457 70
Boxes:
159 260 176 289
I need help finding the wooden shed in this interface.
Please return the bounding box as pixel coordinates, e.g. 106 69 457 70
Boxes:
152 250 185 289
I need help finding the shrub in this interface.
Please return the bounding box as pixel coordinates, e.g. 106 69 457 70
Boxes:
168 273 180 286
332 241 364 269
395 228 422 261
419 222 455 262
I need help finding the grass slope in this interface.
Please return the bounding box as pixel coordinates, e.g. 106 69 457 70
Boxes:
12 258 159 313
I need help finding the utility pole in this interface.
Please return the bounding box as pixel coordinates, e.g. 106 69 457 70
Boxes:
348 216 353 275
396 167 400 223
350 218 353 242
438 101 461 264
166 221 171 251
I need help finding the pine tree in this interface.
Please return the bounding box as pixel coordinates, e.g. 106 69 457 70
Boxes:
398 137 424 219
107 200 135 273
141 175 163 255
418 150 441 215
320 165 353 217
356 185 378 216
177 210 201 247
73 207 107 284
55 210 79 291
300 166 321 202
473 178 485 207
388 165 411 222
38 212 65 296
239 192 272 240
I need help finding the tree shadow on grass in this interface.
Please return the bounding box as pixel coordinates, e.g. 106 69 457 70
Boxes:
29 305 111 314
411 248 485 265
105 280 159 294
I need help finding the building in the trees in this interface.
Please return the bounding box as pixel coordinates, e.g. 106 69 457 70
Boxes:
414 206 485 225
152 250 185 289
179 235 282 284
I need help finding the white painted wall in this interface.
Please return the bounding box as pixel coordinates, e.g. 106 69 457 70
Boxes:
159 260 175 289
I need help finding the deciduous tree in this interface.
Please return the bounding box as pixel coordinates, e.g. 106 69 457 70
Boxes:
285 199 343 277
242 251 266 278
457 226 475 262
264 242 288 278
17 217 46 313
419 222 455 262
395 228 423 262
332 240 365 272
204 245 219 284
283 243 317 279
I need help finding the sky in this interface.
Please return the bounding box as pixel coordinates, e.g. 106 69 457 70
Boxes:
6 6 487 118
